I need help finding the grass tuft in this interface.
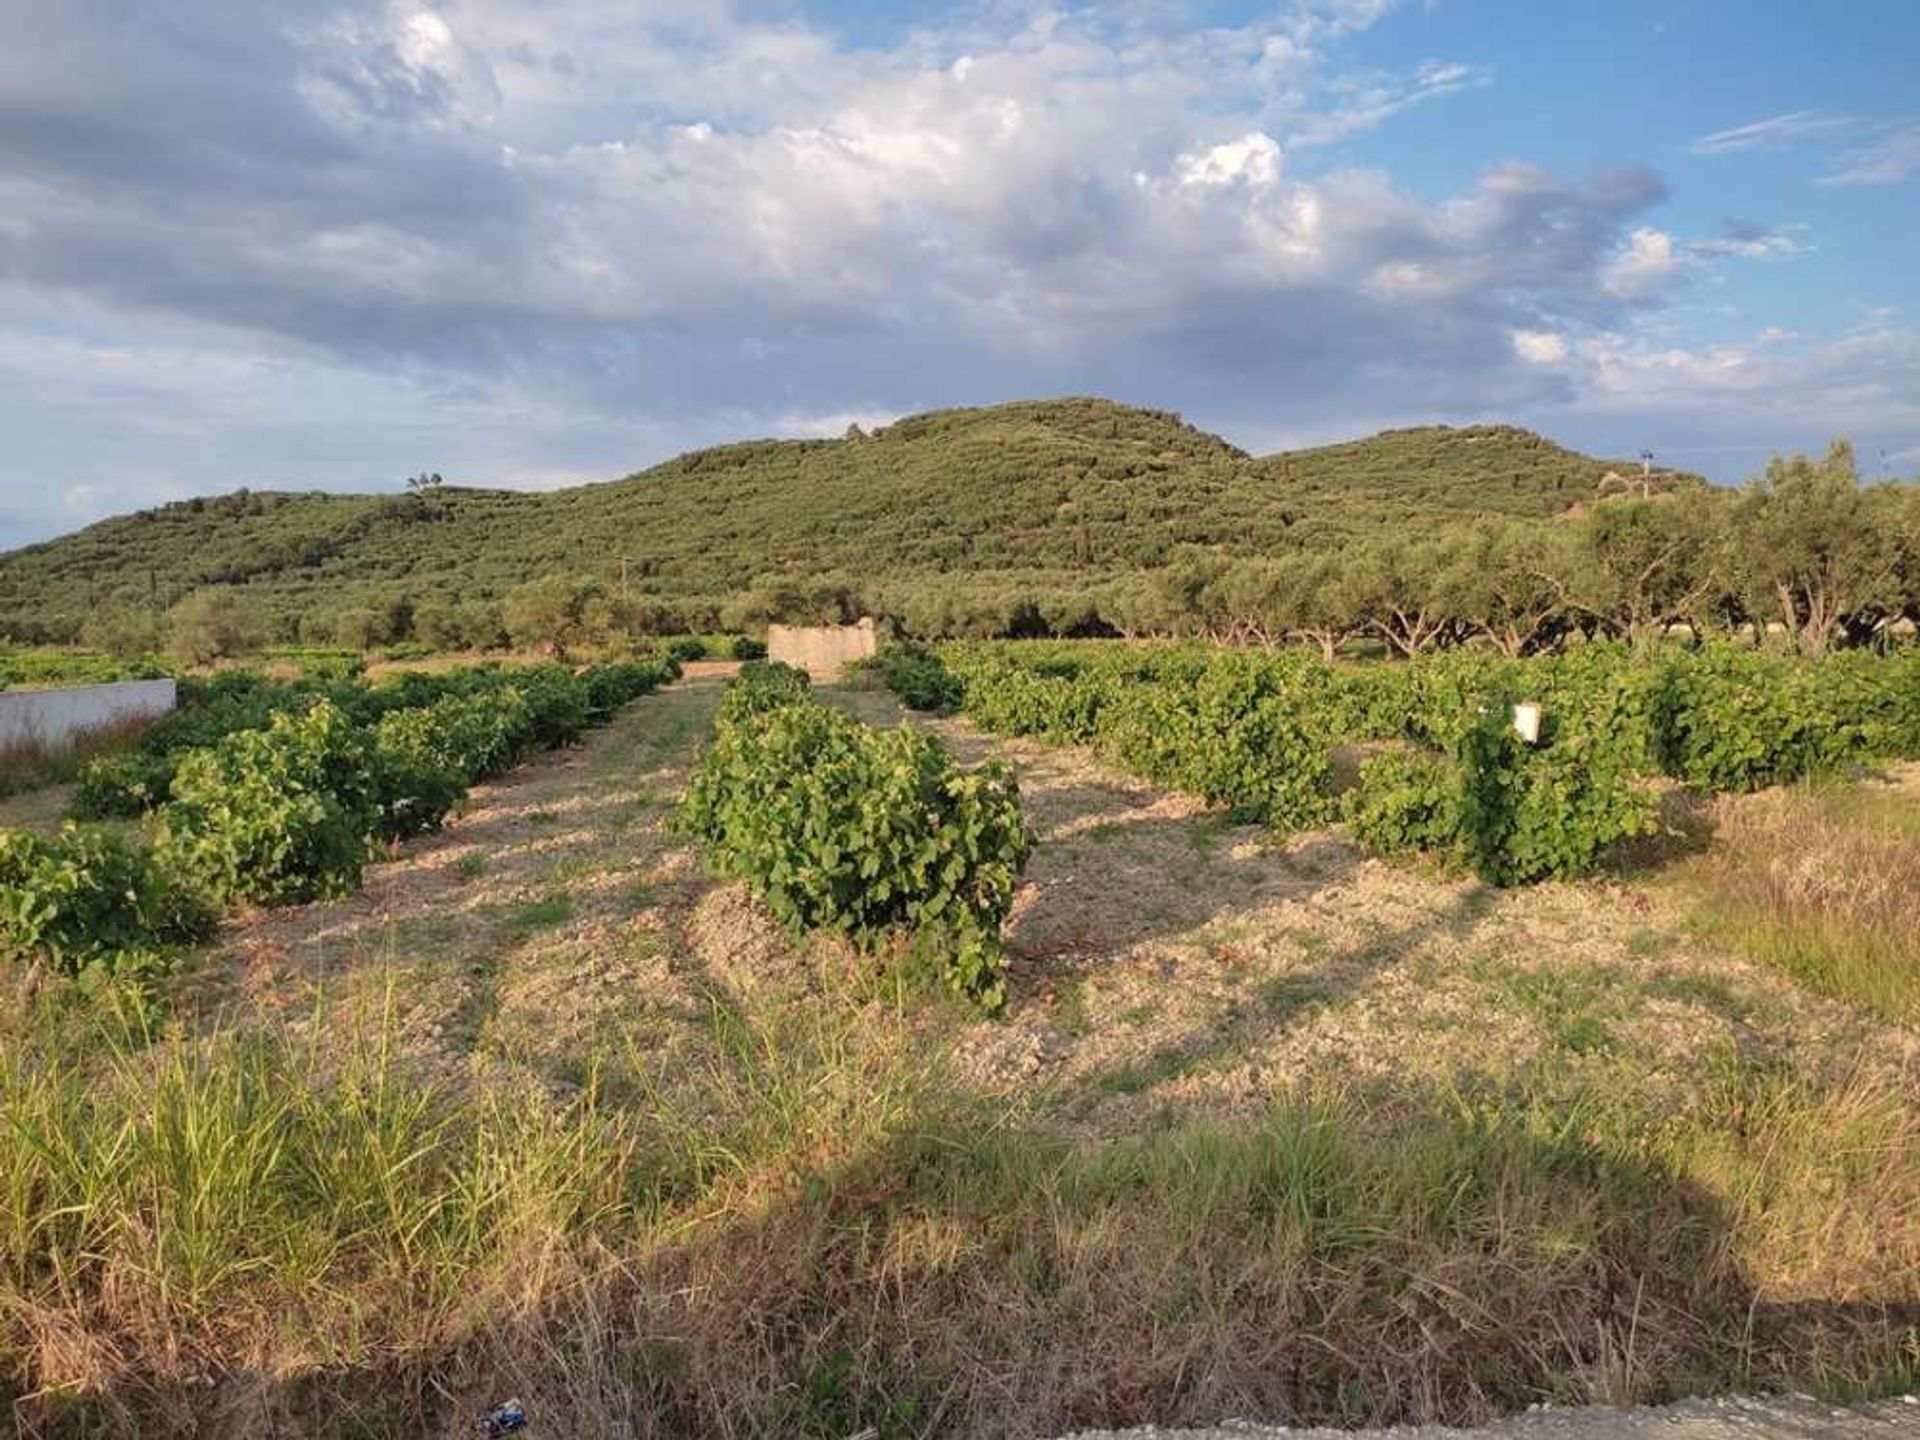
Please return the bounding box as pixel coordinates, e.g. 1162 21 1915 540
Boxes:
1675 782 1920 1023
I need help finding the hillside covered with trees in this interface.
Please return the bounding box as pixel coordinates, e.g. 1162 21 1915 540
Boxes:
2 397 1913 655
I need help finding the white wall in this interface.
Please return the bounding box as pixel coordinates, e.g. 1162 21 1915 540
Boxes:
0 678 177 754
767 617 879 681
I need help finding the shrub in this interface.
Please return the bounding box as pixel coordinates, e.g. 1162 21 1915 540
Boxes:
1345 748 1463 860
1654 644 1920 792
1655 647 1819 792
680 674 1032 1006
720 662 814 720
1099 658 1332 828
166 588 258 665
953 660 1110 743
729 635 768 661
583 656 679 720
878 643 962 714
0 826 212 979
159 701 380 905
1455 688 1658 885
71 750 175 818
369 708 471 841
512 665 593 748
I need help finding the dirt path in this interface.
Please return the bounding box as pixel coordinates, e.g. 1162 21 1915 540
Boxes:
0 777 79 834
172 677 732 1098
826 688 1916 1134
1060 1393 1920 1440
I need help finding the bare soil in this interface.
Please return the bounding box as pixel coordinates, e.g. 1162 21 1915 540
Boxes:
1061 1393 1920 1440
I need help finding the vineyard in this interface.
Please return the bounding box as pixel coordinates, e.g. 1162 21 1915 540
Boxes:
912 640 1920 885
0 640 1915 1438
1 655 678 985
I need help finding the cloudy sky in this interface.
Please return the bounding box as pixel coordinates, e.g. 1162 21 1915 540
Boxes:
2 0 1917 549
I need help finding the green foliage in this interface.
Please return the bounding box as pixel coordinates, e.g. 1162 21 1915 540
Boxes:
78 603 166 660
720 661 814 718
1723 442 1903 653
680 668 1032 1007
0 825 212 979
73 671 334 814
1453 684 1659 886
71 750 175 818
267 646 366 680
502 575 610 658
1653 643 1919 792
166 588 258 664
943 638 1920 886
948 652 1113 744
509 665 594 748
1345 749 1464 860
159 701 382 905
424 688 537 781
1099 656 1332 828
0 645 168 690
369 707 472 841
584 656 681 721
877 643 962 714
11 657 675 996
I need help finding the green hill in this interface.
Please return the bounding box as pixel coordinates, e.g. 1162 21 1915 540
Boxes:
0 398 1670 642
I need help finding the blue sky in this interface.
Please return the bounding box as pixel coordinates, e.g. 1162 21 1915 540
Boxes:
1 0 1916 550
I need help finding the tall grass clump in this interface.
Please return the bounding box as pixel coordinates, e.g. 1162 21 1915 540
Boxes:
0 989 1913 1438
0 712 155 802
1675 784 1920 1022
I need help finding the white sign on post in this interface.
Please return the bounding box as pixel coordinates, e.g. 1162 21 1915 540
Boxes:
1512 702 1542 745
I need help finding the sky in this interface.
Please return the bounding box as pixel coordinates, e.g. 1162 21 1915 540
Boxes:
2 0 1917 550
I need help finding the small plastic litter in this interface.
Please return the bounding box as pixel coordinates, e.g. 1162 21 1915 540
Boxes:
479 1398 527 1435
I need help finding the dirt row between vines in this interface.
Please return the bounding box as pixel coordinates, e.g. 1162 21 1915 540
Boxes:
164 675 1915 1144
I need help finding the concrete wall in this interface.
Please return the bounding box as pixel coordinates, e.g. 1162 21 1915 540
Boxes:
767 617 879 682
0 678 177 755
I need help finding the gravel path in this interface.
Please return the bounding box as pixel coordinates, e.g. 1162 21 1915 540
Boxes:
1059 1395 1920 1440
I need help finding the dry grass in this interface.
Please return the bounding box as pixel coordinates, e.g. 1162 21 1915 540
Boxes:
3 994 1913 1438
0 711 150 806
2 682 1916 1437
1671 771 1920 1024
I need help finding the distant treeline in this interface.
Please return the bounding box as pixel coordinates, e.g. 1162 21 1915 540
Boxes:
2 397 1914 657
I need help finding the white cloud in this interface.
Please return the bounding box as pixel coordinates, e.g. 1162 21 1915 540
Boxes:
1511 329 1567 365
1176 132 1283 191
1558 318 1920 439
1820 121 1920 186
1691 110 1920 187
1689 110 1854 156
1602 227 1678 300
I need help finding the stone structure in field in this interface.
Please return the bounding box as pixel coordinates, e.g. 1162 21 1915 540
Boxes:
767 617 879 681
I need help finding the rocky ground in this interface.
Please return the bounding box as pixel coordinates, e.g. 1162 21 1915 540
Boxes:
1059 1394 1920 1440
